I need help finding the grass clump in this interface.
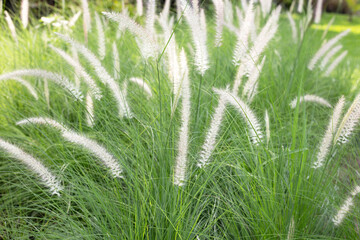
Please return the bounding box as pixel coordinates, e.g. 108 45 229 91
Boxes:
1 0 360 239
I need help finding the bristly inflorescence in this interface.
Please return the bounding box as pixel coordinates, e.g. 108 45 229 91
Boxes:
0 138 63 195
17 117 123 178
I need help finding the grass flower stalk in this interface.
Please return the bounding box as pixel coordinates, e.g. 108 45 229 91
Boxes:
308 30 350 70
265 109 270 145
290 94 332 109
95 12 106 60
333 186 360 226
214 88 263 144
0 69 83 101
86 92 94 127
286 12 298 43
56 33 131 118
4 11 18 45
129 77 152 98
173 48 191 186
112 42 120 80
334 93 360 144
313 96 345 168
49 44 102 100
180 0 209 75
0 138 62 195
320 45 342 71
324 51 348 77
1 77 38 100
81 0 91 41
20 0 29 28
17 117 123 178
102 11 158 59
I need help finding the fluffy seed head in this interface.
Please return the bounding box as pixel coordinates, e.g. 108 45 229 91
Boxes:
0 138 62 195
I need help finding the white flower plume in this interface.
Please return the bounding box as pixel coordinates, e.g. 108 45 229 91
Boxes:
243 6 281 76
335 93 360 144
313 96 345 168
174 49 191 186
56 33 131 118
314 0 324 24
0 69 83 101
233 0 255 65
112 42 120 80
86 93 95 127
298 0 304 13
95 12 106 60
242 56 266 102
180 0 209 75
324 50 348 77
81 0 91 40
49 44 102 100
289 94 332 109
198 93 227 168
129 77 152 98
214 88 263 144
212 0 224 47
4 11 18 44
259 0 272 17
20 0 29 28
286 12 298 43
17 117 123 178
320 45 342 71
146 0 156 35
265 109 270 145
102 11 158 59
333 185 360 226
308 29 350 70
137 0 143 16
1 77 38 100
0 138 62 195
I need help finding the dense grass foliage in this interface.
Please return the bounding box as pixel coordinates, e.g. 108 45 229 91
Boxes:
1 2 360 239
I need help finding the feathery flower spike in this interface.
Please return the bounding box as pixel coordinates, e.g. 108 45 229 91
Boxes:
213 0 224 47
286 12 298 43
174 49 191 186
198 92 227 168
0 138 62 195
320 45 342 71
20 0 29 28
333 185 360 226
180 0 209 75
17 117 123 178
324 51 348 77
146 0 156 35
137 0 143 16
233 0 255 65
81 0 91 41
1 77 38 100
289 94 332 109
308 30 350 70
102 11 158 59
129 77 152 98
4 11 18 44
112 42 120 80
334 93 360 144
56 33 131 118
214 88 263 144
0 69 83 101
314 0 324 24
313 96 345 168
265 110 270 145
95 12 106 60
49 45 102 100
86 93 94 127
